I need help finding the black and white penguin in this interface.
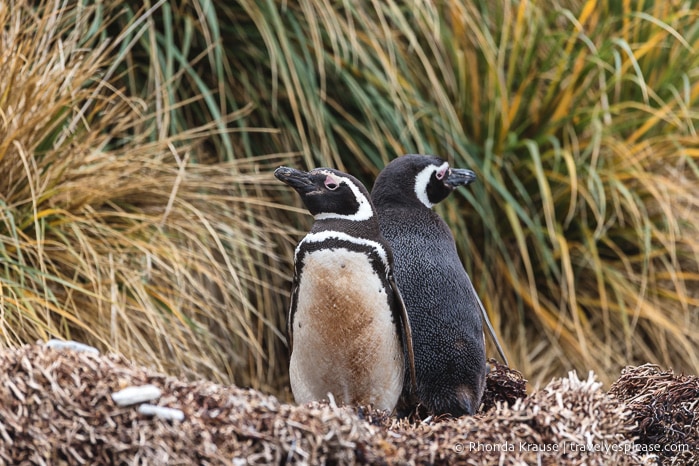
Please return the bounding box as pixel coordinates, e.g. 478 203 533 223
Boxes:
275 166 416 411
371 154 487 417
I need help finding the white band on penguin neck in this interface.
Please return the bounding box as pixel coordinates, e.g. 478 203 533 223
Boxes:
297 230 389 268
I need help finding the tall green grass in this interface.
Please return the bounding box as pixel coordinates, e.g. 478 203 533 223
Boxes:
3 0 698 398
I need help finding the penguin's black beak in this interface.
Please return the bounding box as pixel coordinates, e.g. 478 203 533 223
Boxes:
274 166 316 193
445 168 477 188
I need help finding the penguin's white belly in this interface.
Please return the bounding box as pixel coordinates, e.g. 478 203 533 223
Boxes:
290 247 404 411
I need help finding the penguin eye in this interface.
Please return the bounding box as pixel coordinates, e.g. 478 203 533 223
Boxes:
435 166 448 180
324 176 339 190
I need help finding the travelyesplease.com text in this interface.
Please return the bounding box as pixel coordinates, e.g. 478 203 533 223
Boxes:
453 441 691 455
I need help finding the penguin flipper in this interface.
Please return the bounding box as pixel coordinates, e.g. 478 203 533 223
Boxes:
287 263 301 353
466 278 508 366
389 272 417 394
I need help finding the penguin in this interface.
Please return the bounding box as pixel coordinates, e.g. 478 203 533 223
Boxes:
370 154 487 417
274 166 416 411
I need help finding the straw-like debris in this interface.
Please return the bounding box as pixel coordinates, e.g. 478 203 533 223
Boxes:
0 344 371 465
0 344 694 465
480 359 527 413
609 364 699 466
362 370 649 465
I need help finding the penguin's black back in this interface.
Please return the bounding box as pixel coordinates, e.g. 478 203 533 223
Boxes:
372 155 486 416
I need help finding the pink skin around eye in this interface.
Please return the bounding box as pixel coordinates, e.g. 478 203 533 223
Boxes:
325 176 339 190
436 166 448 180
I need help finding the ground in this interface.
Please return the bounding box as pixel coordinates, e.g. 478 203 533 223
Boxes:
0 344 697 465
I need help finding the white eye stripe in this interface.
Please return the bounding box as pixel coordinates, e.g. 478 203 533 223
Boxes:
314 171 374 222
414 162 448 208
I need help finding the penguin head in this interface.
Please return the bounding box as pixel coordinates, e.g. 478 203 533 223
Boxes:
372 154 477 209
275 166 374 221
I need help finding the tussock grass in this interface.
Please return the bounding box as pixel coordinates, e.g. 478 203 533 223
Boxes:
209 0 699 387
0 0 296 393
4 0 699 398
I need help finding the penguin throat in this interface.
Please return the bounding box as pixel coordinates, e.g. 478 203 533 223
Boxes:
414 162 448 208
296 230 389 270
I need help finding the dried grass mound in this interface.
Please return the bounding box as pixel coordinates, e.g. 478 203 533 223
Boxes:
480 359 527 413
0 344 375 464
609 364 699 465
0 344 664 466
366 371 647 465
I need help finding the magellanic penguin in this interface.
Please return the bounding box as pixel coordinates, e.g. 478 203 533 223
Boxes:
371 154 487 417
275 166 416 411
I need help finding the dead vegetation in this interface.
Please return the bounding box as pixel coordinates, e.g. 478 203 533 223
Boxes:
1 344 696 465
610 365 699 465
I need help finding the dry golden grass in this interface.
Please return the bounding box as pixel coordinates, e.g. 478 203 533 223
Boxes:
0 0 300 395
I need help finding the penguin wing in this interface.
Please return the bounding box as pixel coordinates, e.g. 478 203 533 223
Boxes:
465 278 509 366
287 262 301 353
389 271 417 393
